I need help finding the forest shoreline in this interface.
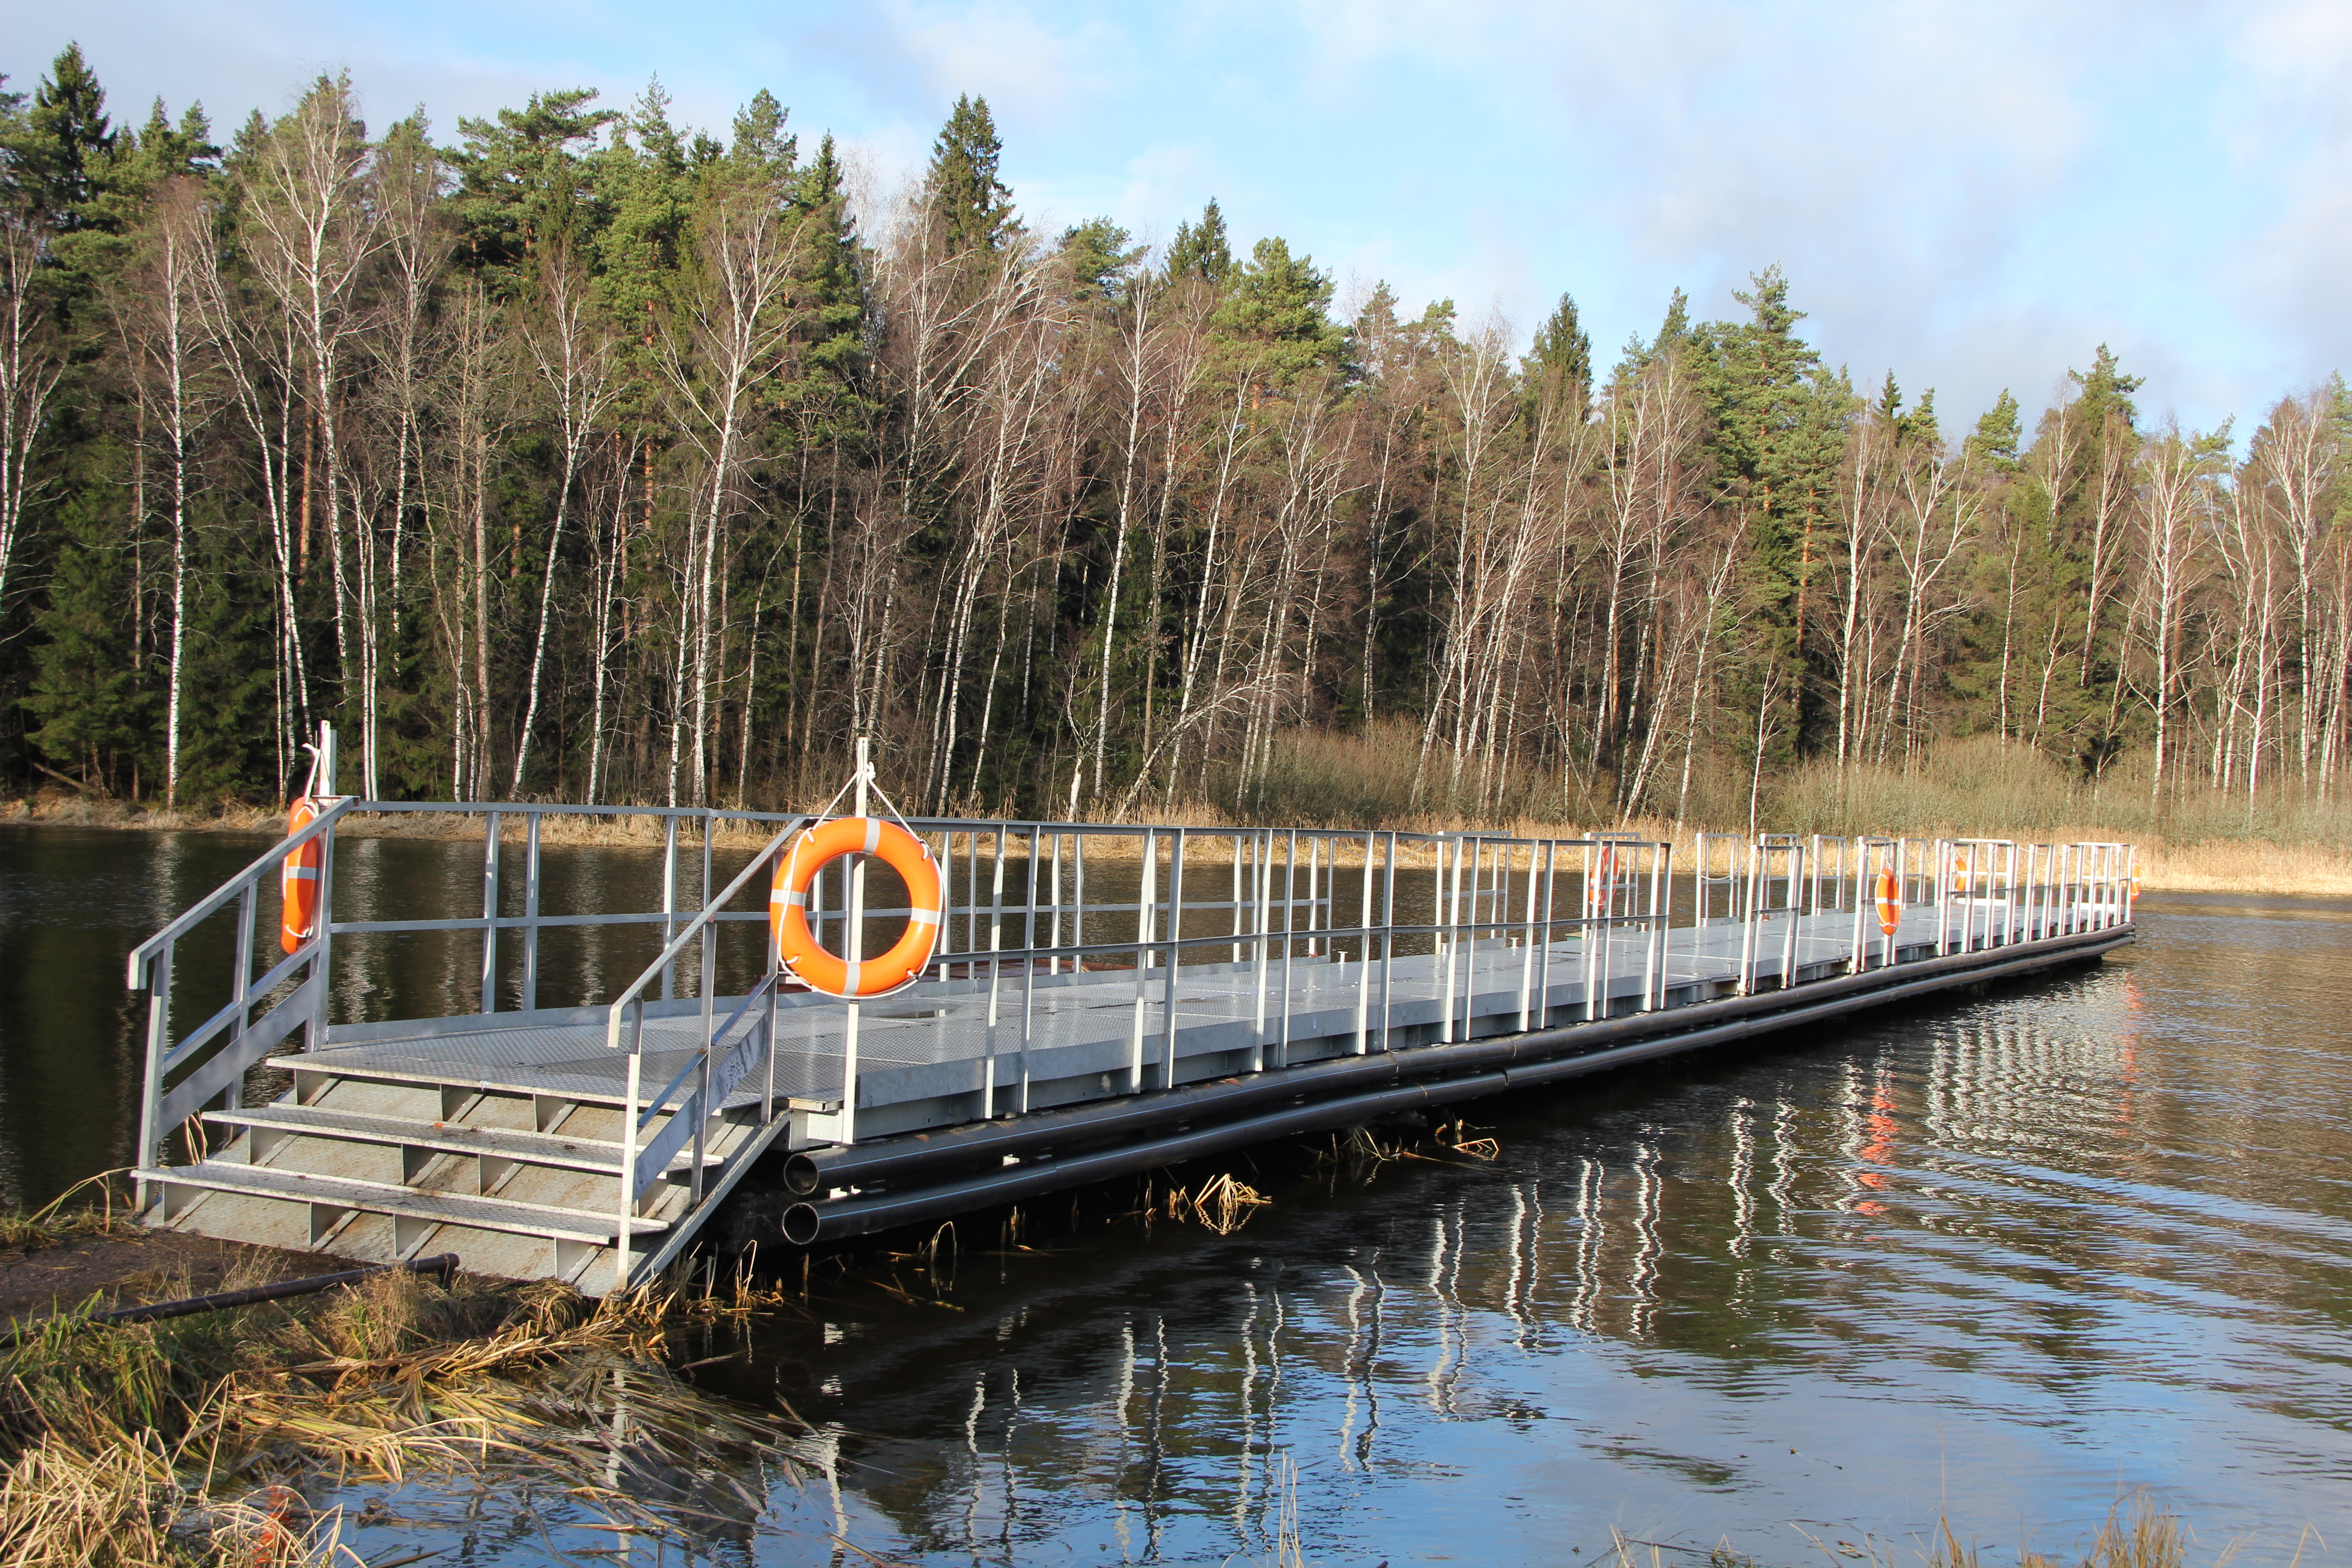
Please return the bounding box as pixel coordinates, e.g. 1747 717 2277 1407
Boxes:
10 790 2350 895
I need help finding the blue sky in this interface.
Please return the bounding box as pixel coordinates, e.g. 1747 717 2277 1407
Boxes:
10 0 2347 439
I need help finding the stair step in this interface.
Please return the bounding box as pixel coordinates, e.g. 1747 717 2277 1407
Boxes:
137 1163 673 1245
206 1104 719 1178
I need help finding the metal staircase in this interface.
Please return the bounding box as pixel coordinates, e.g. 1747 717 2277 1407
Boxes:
128 728 808 1294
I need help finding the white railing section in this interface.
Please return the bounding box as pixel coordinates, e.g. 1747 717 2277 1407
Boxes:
121 744 2139 1287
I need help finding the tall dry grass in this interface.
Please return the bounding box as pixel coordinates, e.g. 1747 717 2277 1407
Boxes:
15 727 2352 892
0 1236 804 1568
1199 729 2352 892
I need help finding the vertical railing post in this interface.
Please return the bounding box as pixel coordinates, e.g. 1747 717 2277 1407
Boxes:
1277 829 1296 1067
1379 833 1400 1052
480 811 501 1014
1516 842 1538 1032
136 946 174 1210
660 815 679 1001
1353 829 1375 1054
522 812 543 1012
984 824 1007 1118
1439 838 1462 1043
1782 843 1804 985
1020 826 1042 1114
762 896 780 1125
1161 830 1186 1087
841 739 870 1144
1643 842 1666 1012
230 884 256 1060
1230 834 1245 964
1935 838 1952 956
694 895 715 1204
310 803 339 1049
1540 840 1559 1020
1129 828 1156 1091
615 1027 642 1293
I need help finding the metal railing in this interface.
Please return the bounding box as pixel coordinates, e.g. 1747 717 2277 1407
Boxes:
603 815 806 1289
122 739 2139 1280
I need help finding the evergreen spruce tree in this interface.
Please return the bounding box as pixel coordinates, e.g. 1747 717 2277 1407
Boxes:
1164 197 1233 288
25 451 147 792
924 94 1013 255
1695 266 1855 756
1522 289 1592 429
5 44 112 228
779 132 871 420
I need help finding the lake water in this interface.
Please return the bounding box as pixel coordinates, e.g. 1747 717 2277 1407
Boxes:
2 824 2347 1563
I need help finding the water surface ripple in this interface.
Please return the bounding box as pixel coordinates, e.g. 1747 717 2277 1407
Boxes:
1 828 2346 1561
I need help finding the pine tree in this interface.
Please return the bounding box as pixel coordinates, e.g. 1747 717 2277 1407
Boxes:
1967 389 2022 471
1214 236 1343 388
594 80 695 347
924 94 1013 255
451 87 617 294
1058 216 1142 301
728 88 796 179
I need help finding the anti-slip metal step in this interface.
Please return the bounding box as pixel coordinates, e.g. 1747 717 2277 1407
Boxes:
204 1103 725 1181
136 1161 675 1248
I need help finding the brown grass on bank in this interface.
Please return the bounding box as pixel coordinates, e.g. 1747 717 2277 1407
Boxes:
12 728 2352 893
0 1207 805 1568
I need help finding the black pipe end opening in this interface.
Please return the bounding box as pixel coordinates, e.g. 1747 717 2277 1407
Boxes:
783 1153 823 1197
782 1202 823 1245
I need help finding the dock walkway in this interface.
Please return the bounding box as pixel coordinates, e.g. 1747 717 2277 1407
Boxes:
122 788 2136 1291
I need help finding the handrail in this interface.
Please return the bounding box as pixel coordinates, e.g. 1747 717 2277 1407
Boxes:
601 816 806 1054
124 798 356 990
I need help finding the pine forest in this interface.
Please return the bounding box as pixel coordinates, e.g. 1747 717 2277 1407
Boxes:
2 49 2348 836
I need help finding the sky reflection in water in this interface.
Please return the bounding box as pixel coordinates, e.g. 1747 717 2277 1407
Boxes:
1 830 2344 1563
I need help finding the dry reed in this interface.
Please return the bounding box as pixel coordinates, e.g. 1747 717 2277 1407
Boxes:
0 1251 804 1568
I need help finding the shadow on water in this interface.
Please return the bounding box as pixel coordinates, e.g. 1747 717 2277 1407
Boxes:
4 827 2349 1563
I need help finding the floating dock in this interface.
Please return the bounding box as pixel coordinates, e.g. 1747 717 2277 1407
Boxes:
126 769 2136 1293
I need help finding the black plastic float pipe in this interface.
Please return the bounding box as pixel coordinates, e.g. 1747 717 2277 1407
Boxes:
0 1254 460 1350
779 931 2129 1244
782 924 2133 1200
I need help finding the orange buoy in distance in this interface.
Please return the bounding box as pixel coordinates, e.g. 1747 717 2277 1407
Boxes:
1874 866 1901 937
280 797 321 954
770 816 944 997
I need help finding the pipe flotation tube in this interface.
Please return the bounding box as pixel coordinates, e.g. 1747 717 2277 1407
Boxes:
769 816 944 997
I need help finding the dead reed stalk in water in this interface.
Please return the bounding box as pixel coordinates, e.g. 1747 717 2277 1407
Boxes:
0 1263 804 1568
1162 1171 1273 1235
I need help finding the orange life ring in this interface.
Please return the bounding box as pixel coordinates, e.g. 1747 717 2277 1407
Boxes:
280 797 321 954
1947 853 1972 896
769 817 943 997
1874 866 1901 936
1588 843 1617 913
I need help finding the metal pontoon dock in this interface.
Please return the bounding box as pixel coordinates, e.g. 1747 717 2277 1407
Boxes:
125 758 2137 1293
